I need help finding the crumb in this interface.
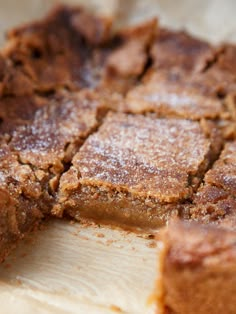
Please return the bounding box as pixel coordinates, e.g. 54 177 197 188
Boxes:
20 252 27 258
146 240 157 248
70 220 75 225
4 263 11 269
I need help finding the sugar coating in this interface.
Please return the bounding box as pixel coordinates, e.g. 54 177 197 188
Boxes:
125 69 223 120
10 91 106 172
74 113 212 202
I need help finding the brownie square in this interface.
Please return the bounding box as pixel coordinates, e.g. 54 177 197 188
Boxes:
10 90 109 198
0 144 43 262
57 112 222 231
191 141 236 223
158 220 236 314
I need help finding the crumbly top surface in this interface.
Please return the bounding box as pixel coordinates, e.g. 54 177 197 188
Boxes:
73 113 213 202
164 220 236 267
10 90 107 172
0 144 42 200
125 69 223 120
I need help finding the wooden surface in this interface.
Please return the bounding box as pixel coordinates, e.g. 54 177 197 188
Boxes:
1 1 236 313
0 220 160 314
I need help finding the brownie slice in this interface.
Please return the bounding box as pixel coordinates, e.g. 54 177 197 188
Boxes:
2 5 156 96
0 90 109 261
9 90 109 198
191 141 236 223
56 113 222 231
158 220 236 314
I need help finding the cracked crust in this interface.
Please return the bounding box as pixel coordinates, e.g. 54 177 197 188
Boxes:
56 113 222 230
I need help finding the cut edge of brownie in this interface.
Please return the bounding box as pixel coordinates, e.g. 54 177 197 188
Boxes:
156 219 236 314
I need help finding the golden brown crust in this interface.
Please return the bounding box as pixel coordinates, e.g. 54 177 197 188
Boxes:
56 113 222 229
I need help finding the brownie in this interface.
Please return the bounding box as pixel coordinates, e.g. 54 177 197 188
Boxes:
56 113 222 231
9 90 110 196
158 220 236 314
150 28 217 73
2 5 156 96
191 141 236 223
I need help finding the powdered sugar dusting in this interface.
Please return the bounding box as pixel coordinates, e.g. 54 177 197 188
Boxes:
75 113 211 202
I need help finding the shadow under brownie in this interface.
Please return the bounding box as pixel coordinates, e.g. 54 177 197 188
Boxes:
56 112 222 231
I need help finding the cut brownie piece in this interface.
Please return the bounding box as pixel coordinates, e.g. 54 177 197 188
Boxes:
191 141 236 223
2 5 156 96
56 113 222 231
158 220 236 314
10 90 109 198
0 90 109 261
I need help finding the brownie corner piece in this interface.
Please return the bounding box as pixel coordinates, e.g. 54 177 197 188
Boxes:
157 220 236 314
56 113 222 231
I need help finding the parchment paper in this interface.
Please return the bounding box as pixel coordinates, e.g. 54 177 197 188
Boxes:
0 1 235 314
